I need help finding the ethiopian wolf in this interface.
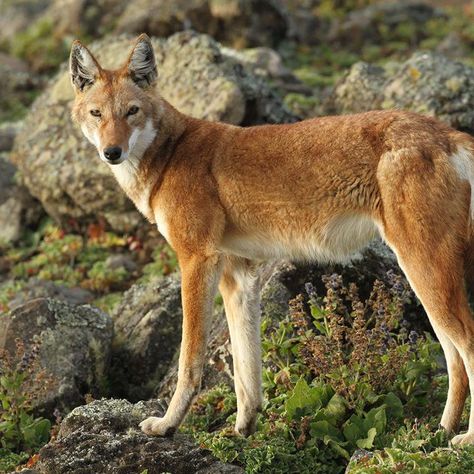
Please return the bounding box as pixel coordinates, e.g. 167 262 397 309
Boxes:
70 34 474 445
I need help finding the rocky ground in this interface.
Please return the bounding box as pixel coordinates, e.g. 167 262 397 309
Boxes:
1 1 474 473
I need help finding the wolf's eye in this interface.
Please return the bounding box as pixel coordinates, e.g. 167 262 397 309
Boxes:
127 106 139 116
90 109 101 117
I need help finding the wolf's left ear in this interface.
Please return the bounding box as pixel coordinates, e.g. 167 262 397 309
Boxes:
126 34 158 88
69 40 101 92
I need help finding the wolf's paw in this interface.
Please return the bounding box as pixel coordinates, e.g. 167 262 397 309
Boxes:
139 416 176 437
451 432 474 446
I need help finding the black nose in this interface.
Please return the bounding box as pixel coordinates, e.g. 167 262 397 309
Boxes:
103 146 122 163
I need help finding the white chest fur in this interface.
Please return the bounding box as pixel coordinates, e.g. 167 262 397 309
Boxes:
154 207 170 241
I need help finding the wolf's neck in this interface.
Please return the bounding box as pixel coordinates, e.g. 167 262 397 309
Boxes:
110 99 187 222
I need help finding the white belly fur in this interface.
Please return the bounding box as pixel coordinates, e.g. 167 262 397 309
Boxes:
219 213 380 263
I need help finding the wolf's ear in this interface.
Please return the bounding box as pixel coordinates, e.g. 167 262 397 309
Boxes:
69 41 101 92
126 34 158 88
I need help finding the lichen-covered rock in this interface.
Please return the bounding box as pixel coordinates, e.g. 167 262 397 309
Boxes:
0 121 22 152
111 275 183 401
12 31 295 232
283 0 329 45
325 62 386 115
116 0 287 48
0 53 42 123
0 298 113 416
0 153 43 243
223 46 309 94
328 2 442 49
345 449 374 473
116 0 217 39
327 51 474 133
5 278 94 311
381 52 474 131
36 398 244 474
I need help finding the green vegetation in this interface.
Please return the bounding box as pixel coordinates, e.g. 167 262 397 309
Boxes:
0 219 177 313
280 2 474 117
138 241 178 283
182 273 470 473
0 339 54 472
9 19 70 74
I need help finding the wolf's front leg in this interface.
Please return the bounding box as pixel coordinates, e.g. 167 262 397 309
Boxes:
140 253 222 436
219 256 263 437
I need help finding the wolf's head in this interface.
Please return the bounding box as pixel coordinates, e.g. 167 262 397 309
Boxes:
69 34 159 165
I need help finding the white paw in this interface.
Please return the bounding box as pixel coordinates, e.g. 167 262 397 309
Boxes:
451 432 474 446
139 416 175 437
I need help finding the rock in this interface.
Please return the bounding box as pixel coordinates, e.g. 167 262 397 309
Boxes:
0 298 113 416
381 52 474 132
5 278 94 311
0 153 43 244
0 54 42 123
209 0 288 48
105 254 138 273
436 32 469 59
345 448 374 473
327 51 474 134
116 0 288 48
0 0 51 43
42 0 129 38
325 62 386 115
116 0 218 39
111 275 183 401
329 1 443 49
0 122 22 152
36 398 244 474
283 0 329 45
11 31 296 232
224 46 311 94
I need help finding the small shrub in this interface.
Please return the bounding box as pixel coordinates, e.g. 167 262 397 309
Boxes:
0 339 55 472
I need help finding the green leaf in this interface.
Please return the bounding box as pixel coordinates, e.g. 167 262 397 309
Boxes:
364 406 387 435
343 417 364 445
310 305 325 319
356 426 377 449
383 392 404 419
313 393 347 426
310 420 342 440
285 379 332 419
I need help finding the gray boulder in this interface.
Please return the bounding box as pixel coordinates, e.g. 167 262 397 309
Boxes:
0 122 22 152
116 0 288 48
111 275 183 401
4 278 94 312
0 153 43 244
327 51 474 134
0 0 51 43
36 398 244 474
0 53 42 123
0 298 113 416
12 32 295 232
328 2 442 49
325 62 386 115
